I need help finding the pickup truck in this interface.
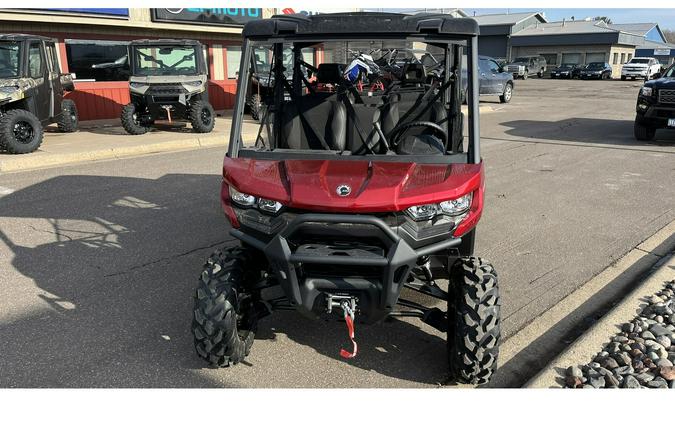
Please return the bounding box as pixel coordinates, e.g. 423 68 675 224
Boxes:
505 55 547 79
621 57 662 81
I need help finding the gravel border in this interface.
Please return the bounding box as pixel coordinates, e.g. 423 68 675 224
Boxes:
564 279 675 388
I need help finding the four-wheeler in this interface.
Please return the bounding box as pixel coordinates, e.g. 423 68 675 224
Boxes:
119 39 215 135
621 57 662 81
0 34 78 154
634 63 675 141
579 62 613 80
505 55 547 79
191 12 501 385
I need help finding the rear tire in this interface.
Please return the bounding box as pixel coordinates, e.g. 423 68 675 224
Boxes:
57 99 78 133
247 94 263 121
121 103 150 135
522 72 528 80
447 257 501 385
499 83 513 103
621 75 626 81
189 100 215 133
0 109 44 154
192 247 258 367
537 70 543 78
634 118 656 141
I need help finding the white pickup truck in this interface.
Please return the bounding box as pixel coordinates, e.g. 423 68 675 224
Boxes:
621 57 662 81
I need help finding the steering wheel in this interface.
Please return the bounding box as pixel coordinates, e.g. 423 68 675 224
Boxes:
388 121 447 147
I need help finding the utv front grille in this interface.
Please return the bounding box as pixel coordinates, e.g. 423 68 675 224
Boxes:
659 89 675 105
147 83 187 96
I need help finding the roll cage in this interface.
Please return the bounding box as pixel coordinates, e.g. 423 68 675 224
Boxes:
227 13 481 165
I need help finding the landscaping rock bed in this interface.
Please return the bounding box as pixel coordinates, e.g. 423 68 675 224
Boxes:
565 280 675 388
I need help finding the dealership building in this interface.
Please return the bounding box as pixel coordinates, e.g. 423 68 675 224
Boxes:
0 8 276 120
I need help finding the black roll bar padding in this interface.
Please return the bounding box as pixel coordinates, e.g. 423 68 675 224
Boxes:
228 39 253 158
449 43 463 154
467 35 481 164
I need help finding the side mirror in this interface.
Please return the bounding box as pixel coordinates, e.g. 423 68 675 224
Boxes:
653 72 662 79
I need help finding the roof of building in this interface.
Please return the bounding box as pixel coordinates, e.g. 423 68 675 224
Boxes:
471 12 546 26
635 38 675 49
512 20 619 37
607 23 658 36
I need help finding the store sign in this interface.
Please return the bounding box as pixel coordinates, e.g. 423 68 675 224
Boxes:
151 8 262 26
654 48 671 56
37 8 129 17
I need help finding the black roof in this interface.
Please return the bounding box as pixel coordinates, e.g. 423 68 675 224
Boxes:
243 12 479 39
130 39 203 46
0 33 55 42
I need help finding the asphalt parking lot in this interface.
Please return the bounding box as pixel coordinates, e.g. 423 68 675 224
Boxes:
0 78 673 388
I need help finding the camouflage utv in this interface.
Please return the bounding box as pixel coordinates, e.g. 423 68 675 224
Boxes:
120 39 215 135
0 34 78 154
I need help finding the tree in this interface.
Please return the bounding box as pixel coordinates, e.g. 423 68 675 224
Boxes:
594 16 613 24
663 29 675 43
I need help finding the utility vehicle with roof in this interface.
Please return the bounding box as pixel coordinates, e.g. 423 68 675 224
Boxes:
191 13 501 385
0 34 78 154
120 39 215 135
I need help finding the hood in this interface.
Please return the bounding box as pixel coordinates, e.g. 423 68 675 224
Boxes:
223 158 483 213
645 77 675 89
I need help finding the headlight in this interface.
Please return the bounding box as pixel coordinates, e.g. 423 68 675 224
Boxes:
406 193 472 221
0 86 19 95
228 185 283 214
229 186 257 207
641 86 653 97
129 82 147 89
184 80 202 87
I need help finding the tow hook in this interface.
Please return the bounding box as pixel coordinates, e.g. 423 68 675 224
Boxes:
326 294 358 359
161 105 172 122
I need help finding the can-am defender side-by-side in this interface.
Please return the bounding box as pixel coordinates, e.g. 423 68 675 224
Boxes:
191 13 501 385
0 34 78 154
120 39 215 135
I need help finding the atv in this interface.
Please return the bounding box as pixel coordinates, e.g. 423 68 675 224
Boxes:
119 39 215 135
192 12 501 385
0 34 78 154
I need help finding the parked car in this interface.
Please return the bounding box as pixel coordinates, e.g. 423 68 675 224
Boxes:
621 57 662 81
0 34 78 154
634 64 675 141
459 55 515 103
550 63 580 79
579 62 613 80
505 55 547 79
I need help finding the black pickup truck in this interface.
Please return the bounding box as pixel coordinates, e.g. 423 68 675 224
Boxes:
634 64 675 141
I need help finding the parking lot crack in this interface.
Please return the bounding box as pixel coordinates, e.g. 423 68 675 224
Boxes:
103 239 237 278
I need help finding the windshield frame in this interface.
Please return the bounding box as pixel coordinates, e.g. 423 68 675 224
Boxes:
228 33 480 165
0 40 23 79
130 44 202 77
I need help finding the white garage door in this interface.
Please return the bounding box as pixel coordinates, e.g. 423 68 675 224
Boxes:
586 53 606 64
561 53 582 65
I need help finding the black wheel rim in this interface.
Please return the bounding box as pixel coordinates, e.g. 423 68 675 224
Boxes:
13 121 34 144
200 108 212 125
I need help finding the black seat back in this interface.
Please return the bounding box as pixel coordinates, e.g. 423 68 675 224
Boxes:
279 94 347 151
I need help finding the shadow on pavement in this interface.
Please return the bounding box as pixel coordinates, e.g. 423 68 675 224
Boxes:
0 173 450 387
498 118 675 146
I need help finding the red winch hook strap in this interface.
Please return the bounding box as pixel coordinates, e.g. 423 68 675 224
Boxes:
340 304 358 359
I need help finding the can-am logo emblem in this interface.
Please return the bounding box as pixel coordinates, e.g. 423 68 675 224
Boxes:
336 184 351 196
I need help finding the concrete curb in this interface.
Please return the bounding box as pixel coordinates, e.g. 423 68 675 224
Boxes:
525 252 675 388
491 219 675 387
0 135 226 173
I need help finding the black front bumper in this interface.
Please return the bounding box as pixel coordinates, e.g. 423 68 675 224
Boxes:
230 214 461 323
637 104 675 128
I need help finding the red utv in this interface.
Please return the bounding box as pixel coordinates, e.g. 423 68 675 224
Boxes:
191 12 501 385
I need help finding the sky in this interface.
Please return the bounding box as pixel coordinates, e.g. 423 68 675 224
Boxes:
375 8 675 31
465 8 675 31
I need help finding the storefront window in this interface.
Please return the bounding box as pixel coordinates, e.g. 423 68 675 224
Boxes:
65 39 130 81
226 46 242 79
561 53 581 65
613 53 618 65
620 53 626 64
